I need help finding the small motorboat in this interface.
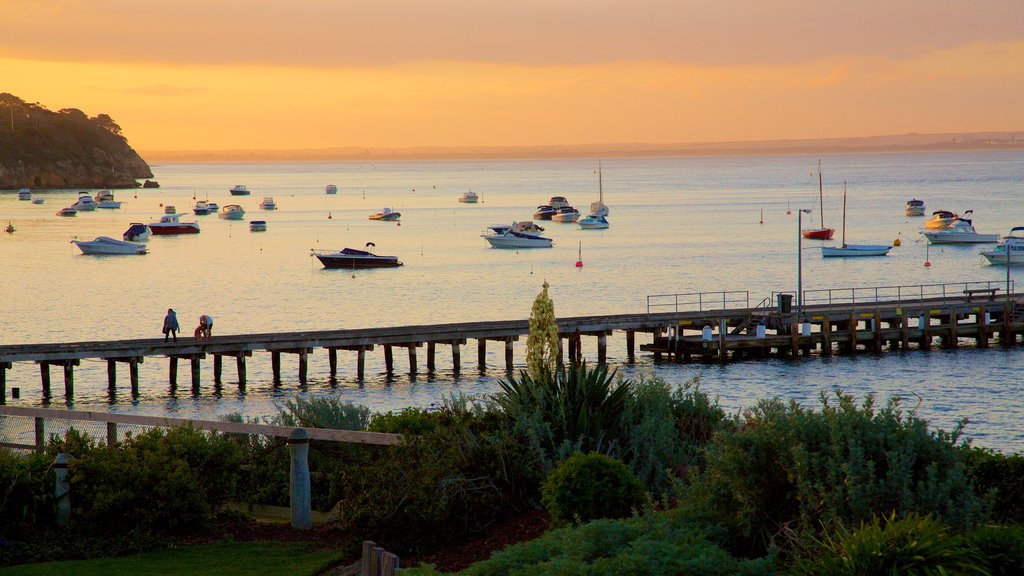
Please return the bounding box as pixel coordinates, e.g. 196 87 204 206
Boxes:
249 220 267 232
56 207 77 217
230 185 251 196
822 244 892 257
905 199 925 217
123 223 152 241
32 197 44 205
219 204 245 220
325 184 338 194
95 190 121 209
164 205 176 214
922 218 998 244
18 188 31 201
148 213 200 235
579 214 609 229
312 243 403 268
72 236 147 255
551 206 581 223
802 227 835 240
482 228 553 249
980 227 1024 265
206 202 219 211
193 200 214 215
70 194 97 211
259 196 277 210
369 207 401 221
925 210 963 229
458 190 479 203
533 205 556 220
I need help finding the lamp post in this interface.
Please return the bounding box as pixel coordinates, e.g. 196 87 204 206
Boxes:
798 209 812 317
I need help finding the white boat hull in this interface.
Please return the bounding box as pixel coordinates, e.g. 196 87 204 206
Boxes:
97 201 121 209
822 244 891 257
483 234 553 249
73 237 147 255
923 231 999 244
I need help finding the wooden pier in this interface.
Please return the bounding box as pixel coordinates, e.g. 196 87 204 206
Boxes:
0 281 1020 403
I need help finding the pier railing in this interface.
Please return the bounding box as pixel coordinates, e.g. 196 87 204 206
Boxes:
801 280 1015 309
646 291 751 313
0 406 401 452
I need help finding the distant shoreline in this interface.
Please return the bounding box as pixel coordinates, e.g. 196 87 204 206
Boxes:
141 131 1024 163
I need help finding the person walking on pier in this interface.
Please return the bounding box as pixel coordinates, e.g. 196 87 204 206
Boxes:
163 308 179 342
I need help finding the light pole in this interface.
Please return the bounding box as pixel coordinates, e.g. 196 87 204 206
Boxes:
798 209 812 317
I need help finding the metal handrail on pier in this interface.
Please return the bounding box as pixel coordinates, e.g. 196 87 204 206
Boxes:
646 291 750 313
801 280 1016 309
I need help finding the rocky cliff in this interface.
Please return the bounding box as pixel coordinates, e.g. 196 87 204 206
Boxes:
0 93 153 189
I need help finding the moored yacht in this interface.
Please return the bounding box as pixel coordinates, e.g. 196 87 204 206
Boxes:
148 213 200 234
70 194 97 211
905 199 925 217
925 210 964 229
482 228 553 249
219 204 246 220
922 218 998 244
551 206 581 223
312 243 403 268
259 197 277 210
94 190 121 209
980 227 1024 265
230 185 250 195
18 188 31 201
458 190 479 203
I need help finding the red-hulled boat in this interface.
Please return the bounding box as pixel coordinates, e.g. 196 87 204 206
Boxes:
148 213 200 235
801 160 835 240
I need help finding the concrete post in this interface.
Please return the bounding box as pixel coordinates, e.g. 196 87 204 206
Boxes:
288 428 312 530
54 453 71 526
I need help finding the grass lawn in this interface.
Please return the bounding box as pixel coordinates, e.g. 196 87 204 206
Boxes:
0 541 344 576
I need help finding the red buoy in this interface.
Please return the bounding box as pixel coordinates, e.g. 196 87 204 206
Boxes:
328 212 332 219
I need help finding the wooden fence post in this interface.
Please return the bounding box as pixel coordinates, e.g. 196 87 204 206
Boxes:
288 428 312 530
54 453 70 526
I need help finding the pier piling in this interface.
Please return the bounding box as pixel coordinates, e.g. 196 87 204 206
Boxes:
427 342 436 372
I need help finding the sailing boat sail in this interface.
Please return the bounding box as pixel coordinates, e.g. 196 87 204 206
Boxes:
589 160 609 217
821 182 892 257
802 159 835 240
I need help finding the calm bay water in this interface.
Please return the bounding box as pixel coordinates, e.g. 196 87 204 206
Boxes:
1 151 1022 451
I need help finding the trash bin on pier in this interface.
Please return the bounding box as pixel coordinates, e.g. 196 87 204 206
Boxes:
777 293 793 313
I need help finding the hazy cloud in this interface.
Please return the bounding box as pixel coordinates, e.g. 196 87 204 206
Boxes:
1 0 1022 67
96 83 205 97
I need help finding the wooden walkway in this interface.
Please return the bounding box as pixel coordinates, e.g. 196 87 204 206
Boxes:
1 282 1021 403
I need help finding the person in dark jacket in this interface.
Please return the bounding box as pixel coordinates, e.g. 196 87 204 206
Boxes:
163 308 179 342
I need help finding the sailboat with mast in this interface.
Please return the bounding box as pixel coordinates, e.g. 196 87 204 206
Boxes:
589 160 609 217
802 160 835 240
821 182 892 257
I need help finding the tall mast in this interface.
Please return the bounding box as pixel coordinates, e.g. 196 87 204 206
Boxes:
818 159 824 226
841 181 847 248
598 159 603 203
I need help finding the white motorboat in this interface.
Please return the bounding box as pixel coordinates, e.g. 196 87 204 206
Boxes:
70 194 97 211
18 188 31 201
250 220 267 232
123 223 152 241
551 206 581 223
905 199 925 217
980 227 1024 265
325 184 338 194
579 214 609 229
925 210 965 229
259 196 277 210
458 190 479 203
72 236 147 255
482 228 553 249
56 207 77 217
922 219 998 244
31 197 44 205
821 182 891 258
219 204 245 220
230 185 250 195
94 190 121 209
312 243 403 268
148 213 200 235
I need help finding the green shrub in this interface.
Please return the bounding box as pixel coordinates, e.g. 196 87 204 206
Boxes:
618 373 725 495
0 448 56 538
967 525 1024 576
402 508 777 576
963 447 1024 524
495 363 632 468
69 426 242 535
273 397 370 430
789 513 984 576
541 452 648 527
687 392 989 556
332 421 541 554
369 407 441 435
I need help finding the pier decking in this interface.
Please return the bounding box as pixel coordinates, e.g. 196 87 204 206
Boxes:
0 281 1021 403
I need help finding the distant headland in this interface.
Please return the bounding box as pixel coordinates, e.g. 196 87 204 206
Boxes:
142 131 1024 162
0 93 153 190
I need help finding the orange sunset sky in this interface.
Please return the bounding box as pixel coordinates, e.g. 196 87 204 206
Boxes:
3 0 1023 153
